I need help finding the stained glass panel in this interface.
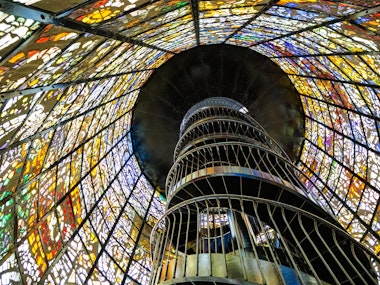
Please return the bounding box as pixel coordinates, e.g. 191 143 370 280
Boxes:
353 10 380 34
134 14 196 52
0 12 40 59
266 5 336 22
0 0 380 282
21 34 104 88
199 12 254 45
329 22 380 50
0 25 79 92
69 0 188 25
278 0 364 16
112 2 190 37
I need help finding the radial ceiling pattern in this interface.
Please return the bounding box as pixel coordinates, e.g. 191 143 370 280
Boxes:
0 0 379 284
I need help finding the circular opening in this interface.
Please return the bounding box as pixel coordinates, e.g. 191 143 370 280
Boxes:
132 44 304 190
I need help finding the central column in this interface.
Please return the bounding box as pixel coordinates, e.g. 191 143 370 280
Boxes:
150 97 377 285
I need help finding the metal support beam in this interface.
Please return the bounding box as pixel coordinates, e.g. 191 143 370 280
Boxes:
57 18 174 53
0 0 55 22
0 0 174 54
341 9 378 36
348 5 380 19
189 0 200 45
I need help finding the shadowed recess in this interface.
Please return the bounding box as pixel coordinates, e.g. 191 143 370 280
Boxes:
132 44 304 190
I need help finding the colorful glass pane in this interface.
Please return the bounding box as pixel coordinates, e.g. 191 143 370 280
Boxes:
0 25 79 92
0 0 379 282
0 12 40 59
103 1 190 36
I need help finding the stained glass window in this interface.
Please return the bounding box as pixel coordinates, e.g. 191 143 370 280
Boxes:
0 12 40 58
0 0 380 283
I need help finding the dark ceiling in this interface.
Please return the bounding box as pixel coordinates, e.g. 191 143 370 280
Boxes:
132 44 305 191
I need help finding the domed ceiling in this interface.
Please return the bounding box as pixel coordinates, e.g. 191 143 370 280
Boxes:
0 0 379 284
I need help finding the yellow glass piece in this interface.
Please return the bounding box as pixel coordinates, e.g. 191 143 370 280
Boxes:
28 78 39 87
81 8 121 24
27 230 47 273
8 52 25 64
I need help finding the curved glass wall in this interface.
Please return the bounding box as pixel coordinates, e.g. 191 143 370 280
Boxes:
0 0 379 284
